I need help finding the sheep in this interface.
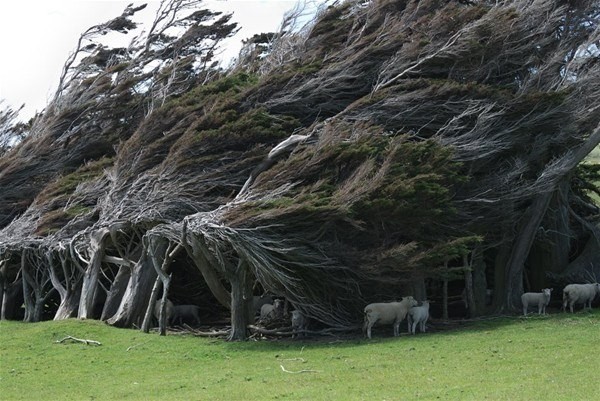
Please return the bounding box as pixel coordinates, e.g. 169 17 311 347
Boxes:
521 288 553 316
407 300 430 334
260 298 285 322
291 310 308 338
562 283 600 313
251 294 273 315
363 296 418 339
171 304 201 326
153 299 174 325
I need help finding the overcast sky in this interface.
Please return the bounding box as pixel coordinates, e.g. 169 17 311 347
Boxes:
0 0 305 121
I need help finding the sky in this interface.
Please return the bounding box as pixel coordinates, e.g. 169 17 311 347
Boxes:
0 0 306 121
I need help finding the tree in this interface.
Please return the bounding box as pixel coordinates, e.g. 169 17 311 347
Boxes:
1 0 599 339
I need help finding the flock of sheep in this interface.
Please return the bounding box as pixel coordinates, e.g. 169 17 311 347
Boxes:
364 282 600 339
523 282 600 315
153 282 599 339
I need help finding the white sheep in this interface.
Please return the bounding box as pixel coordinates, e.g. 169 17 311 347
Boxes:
252 294 273 315
260 298 285 322
363 296 418 339
521 288 553 316
407 300 430 334
291 310 308 338
562 283 600 313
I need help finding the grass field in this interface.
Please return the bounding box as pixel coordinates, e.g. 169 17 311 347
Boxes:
2 311 600 401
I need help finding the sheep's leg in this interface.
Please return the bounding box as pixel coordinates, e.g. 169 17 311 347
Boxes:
393 321 400 337
421 320 426 333
363 318 372 339
407 315 412 333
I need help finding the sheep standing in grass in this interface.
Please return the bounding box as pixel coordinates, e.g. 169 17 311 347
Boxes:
521 288 553 316
562 283 600 313
363 296 418 339
260 298 285 322
407 301 430 334
291 310 308 338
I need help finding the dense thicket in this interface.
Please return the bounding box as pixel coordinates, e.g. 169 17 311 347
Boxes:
1 0 599 339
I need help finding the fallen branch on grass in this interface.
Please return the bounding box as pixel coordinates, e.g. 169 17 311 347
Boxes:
55 335 102 346
280 365 320 374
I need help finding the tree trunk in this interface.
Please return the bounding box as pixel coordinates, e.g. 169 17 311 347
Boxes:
1 279 22 320
79 228 110 319
502 192 553 311
182 224 231 309
463 254 476 318
471 249 487 316
228 260 252 341
157 279 171 336
21 251 36 322
142 277 161 334
101 264 132 321
528 182 570 289
442 260 448 321
48 252 82 320
106 238 161 328
492 244 511 311
144 236 177 335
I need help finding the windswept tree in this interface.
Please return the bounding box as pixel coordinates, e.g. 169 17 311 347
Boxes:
1 0 599 340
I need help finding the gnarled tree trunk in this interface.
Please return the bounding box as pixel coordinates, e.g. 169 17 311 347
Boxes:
79 228 110 319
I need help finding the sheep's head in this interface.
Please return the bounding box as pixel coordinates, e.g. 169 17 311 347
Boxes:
542 288 553 297
403 296 418 308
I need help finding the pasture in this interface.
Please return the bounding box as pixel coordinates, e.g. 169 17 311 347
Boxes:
1 311 599 400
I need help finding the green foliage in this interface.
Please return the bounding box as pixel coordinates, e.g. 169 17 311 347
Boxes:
2 312 600 400
37 157 112 203
573 163 600 206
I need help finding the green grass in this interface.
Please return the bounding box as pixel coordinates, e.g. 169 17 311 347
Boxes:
1 311 600 400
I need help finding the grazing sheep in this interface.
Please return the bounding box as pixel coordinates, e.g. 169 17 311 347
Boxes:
171 304 201 326
363 296 418 339
562 283 600 313
153 299 174 325
252 294 274 315
260 298 285 322
521 288 553 316
407 301 430 334
291 310 308 338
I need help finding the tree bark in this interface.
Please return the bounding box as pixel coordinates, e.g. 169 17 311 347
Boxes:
142 277 162 334
144 237 177 335
1 279 22 320
442 260 448 321
49 252 83 320
463 254 476 318
228 259 252 341
471 249 487 316
100 264 132 321
106 237 161 328
79 228 110 319
182 221 231 309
